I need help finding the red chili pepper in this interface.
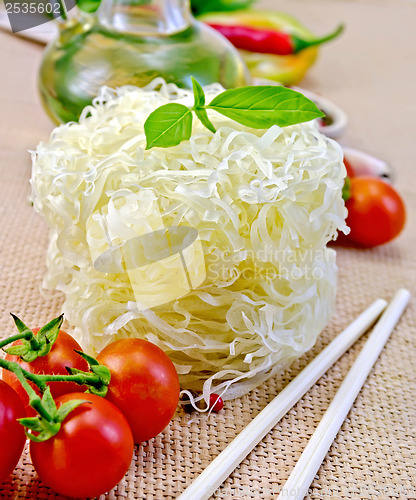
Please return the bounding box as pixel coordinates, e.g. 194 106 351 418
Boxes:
208 23 344 55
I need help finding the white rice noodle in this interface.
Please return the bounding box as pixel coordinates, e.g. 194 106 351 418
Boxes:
31 79 348 403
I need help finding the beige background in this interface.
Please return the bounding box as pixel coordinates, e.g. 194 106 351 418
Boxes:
1 0 415 498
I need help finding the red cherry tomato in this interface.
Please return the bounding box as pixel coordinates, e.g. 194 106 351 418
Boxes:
345 177 406 247
96 339 180 443
2 329 88 416
30 393 134 498
0 380 26 482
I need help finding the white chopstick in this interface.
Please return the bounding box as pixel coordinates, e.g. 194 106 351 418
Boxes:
277 288 410 500
178 297 388 500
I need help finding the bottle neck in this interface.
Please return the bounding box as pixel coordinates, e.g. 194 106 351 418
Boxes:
98 0 192 36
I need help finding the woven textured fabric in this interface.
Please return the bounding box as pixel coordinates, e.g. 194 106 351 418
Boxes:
1 0 416 498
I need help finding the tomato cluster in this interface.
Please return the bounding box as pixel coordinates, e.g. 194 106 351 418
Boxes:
0 325 180 498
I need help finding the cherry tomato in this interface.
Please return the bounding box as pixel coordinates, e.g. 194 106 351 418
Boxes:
345 177 406 247
0 380 26 482
96 339 180 443
2 329 88 416
30 392 134 498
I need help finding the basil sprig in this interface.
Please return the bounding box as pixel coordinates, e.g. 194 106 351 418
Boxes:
144 78 324 149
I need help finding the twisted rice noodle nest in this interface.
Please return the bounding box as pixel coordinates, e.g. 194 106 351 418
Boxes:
31 79 348 405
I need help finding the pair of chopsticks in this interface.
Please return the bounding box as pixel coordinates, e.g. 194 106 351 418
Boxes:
178 288 410 500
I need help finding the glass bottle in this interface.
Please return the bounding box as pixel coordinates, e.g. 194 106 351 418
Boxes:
38 0 250 124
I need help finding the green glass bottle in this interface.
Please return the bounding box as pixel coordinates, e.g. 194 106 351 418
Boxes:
38 0 250 123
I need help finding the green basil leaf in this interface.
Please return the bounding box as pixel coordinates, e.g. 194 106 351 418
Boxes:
145 103 193 149
190 78 216 132
191 77 205 109
207 86 324 128
195 108 216 134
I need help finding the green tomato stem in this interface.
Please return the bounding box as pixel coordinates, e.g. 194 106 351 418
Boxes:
0 357 96 441
29 335 41 351
8 363 54 421
35 372 103 387
0 358 47 390
0 358 104 392
0 330 37 350
342 176 352 202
